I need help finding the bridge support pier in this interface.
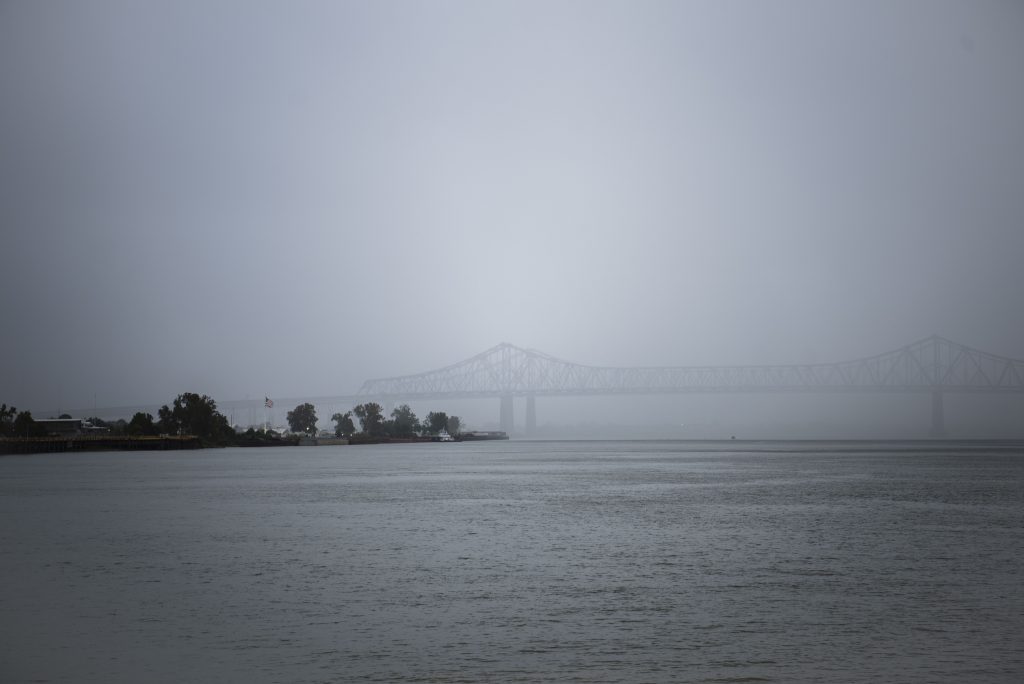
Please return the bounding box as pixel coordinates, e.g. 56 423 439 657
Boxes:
500 393 514 433
526 394 536 436
930 391 946 439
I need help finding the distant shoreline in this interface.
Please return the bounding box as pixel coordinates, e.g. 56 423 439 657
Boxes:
4 435 1021 456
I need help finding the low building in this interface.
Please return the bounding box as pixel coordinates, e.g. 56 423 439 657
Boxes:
33 419 110 437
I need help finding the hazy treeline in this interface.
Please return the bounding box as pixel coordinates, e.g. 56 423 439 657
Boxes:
0 404 48 438
3 396 464 447
0 393 234 446
286 401 460 440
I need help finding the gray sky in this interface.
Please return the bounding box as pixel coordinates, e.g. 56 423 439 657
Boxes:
2 1 1023 421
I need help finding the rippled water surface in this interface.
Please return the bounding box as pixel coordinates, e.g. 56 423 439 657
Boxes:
2 441 1023 682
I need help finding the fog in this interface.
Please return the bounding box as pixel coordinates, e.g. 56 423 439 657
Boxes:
2 2 1023 435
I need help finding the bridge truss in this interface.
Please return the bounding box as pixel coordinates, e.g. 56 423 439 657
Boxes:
358 336 1024 436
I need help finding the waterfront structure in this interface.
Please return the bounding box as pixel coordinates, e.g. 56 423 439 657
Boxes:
32 418 109 437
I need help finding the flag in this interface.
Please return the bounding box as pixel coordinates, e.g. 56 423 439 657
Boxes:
265 397 274 408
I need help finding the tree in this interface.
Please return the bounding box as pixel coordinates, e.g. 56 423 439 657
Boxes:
287 403 318 435
353 402 385 436
390 404 420 438
12 410 47 438
447 415 462 435
157 393 232 443
0 404 16 437
157 405 174 433
425 411 448 435
331 411 355 437
128 412 157 436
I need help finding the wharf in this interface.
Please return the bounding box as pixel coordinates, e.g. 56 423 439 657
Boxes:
459 431 510 441
0 435 202 454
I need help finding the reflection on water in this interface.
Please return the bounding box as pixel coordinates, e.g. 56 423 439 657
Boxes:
2 441 1022 682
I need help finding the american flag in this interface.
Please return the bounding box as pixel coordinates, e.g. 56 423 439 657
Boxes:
265 397 274 408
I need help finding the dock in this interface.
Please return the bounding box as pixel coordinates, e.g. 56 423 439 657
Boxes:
0 435 202 454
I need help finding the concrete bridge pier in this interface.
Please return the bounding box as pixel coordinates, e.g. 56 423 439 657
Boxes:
526 394 536 436
500 393 514 433
929 391 946 438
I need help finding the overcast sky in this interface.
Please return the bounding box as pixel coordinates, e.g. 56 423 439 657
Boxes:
2 1 1023 418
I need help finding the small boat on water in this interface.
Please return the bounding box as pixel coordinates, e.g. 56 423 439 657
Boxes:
434 429 456 442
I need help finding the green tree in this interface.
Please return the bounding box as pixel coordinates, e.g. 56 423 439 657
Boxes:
331 411 355 437
157 393 232 443
390 404 420 438
425 411 449 435
0 404 16 437
13 410 47 438
353 402 385 436
447 415 462 435
128 412 157 436
287 403 318 435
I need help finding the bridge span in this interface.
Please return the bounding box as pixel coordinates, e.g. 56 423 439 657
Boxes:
355 336 1024 437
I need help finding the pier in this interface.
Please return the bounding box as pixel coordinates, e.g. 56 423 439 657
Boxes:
0 435 202 455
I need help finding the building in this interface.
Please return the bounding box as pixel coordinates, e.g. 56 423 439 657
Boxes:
33 419 109 437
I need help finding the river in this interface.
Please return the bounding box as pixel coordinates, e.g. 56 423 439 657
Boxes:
1 440 1022 682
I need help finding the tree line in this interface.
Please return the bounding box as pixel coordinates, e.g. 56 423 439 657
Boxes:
0 404 48 438
1 393 234 446
286 402 460 439
3 396 463 445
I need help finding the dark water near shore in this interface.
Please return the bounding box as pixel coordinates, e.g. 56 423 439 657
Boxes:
2 441 1023 683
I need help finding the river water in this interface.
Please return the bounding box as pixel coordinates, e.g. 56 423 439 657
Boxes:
1 440 1022 683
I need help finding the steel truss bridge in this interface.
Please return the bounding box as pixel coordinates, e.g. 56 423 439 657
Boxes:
356 335 1024 436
